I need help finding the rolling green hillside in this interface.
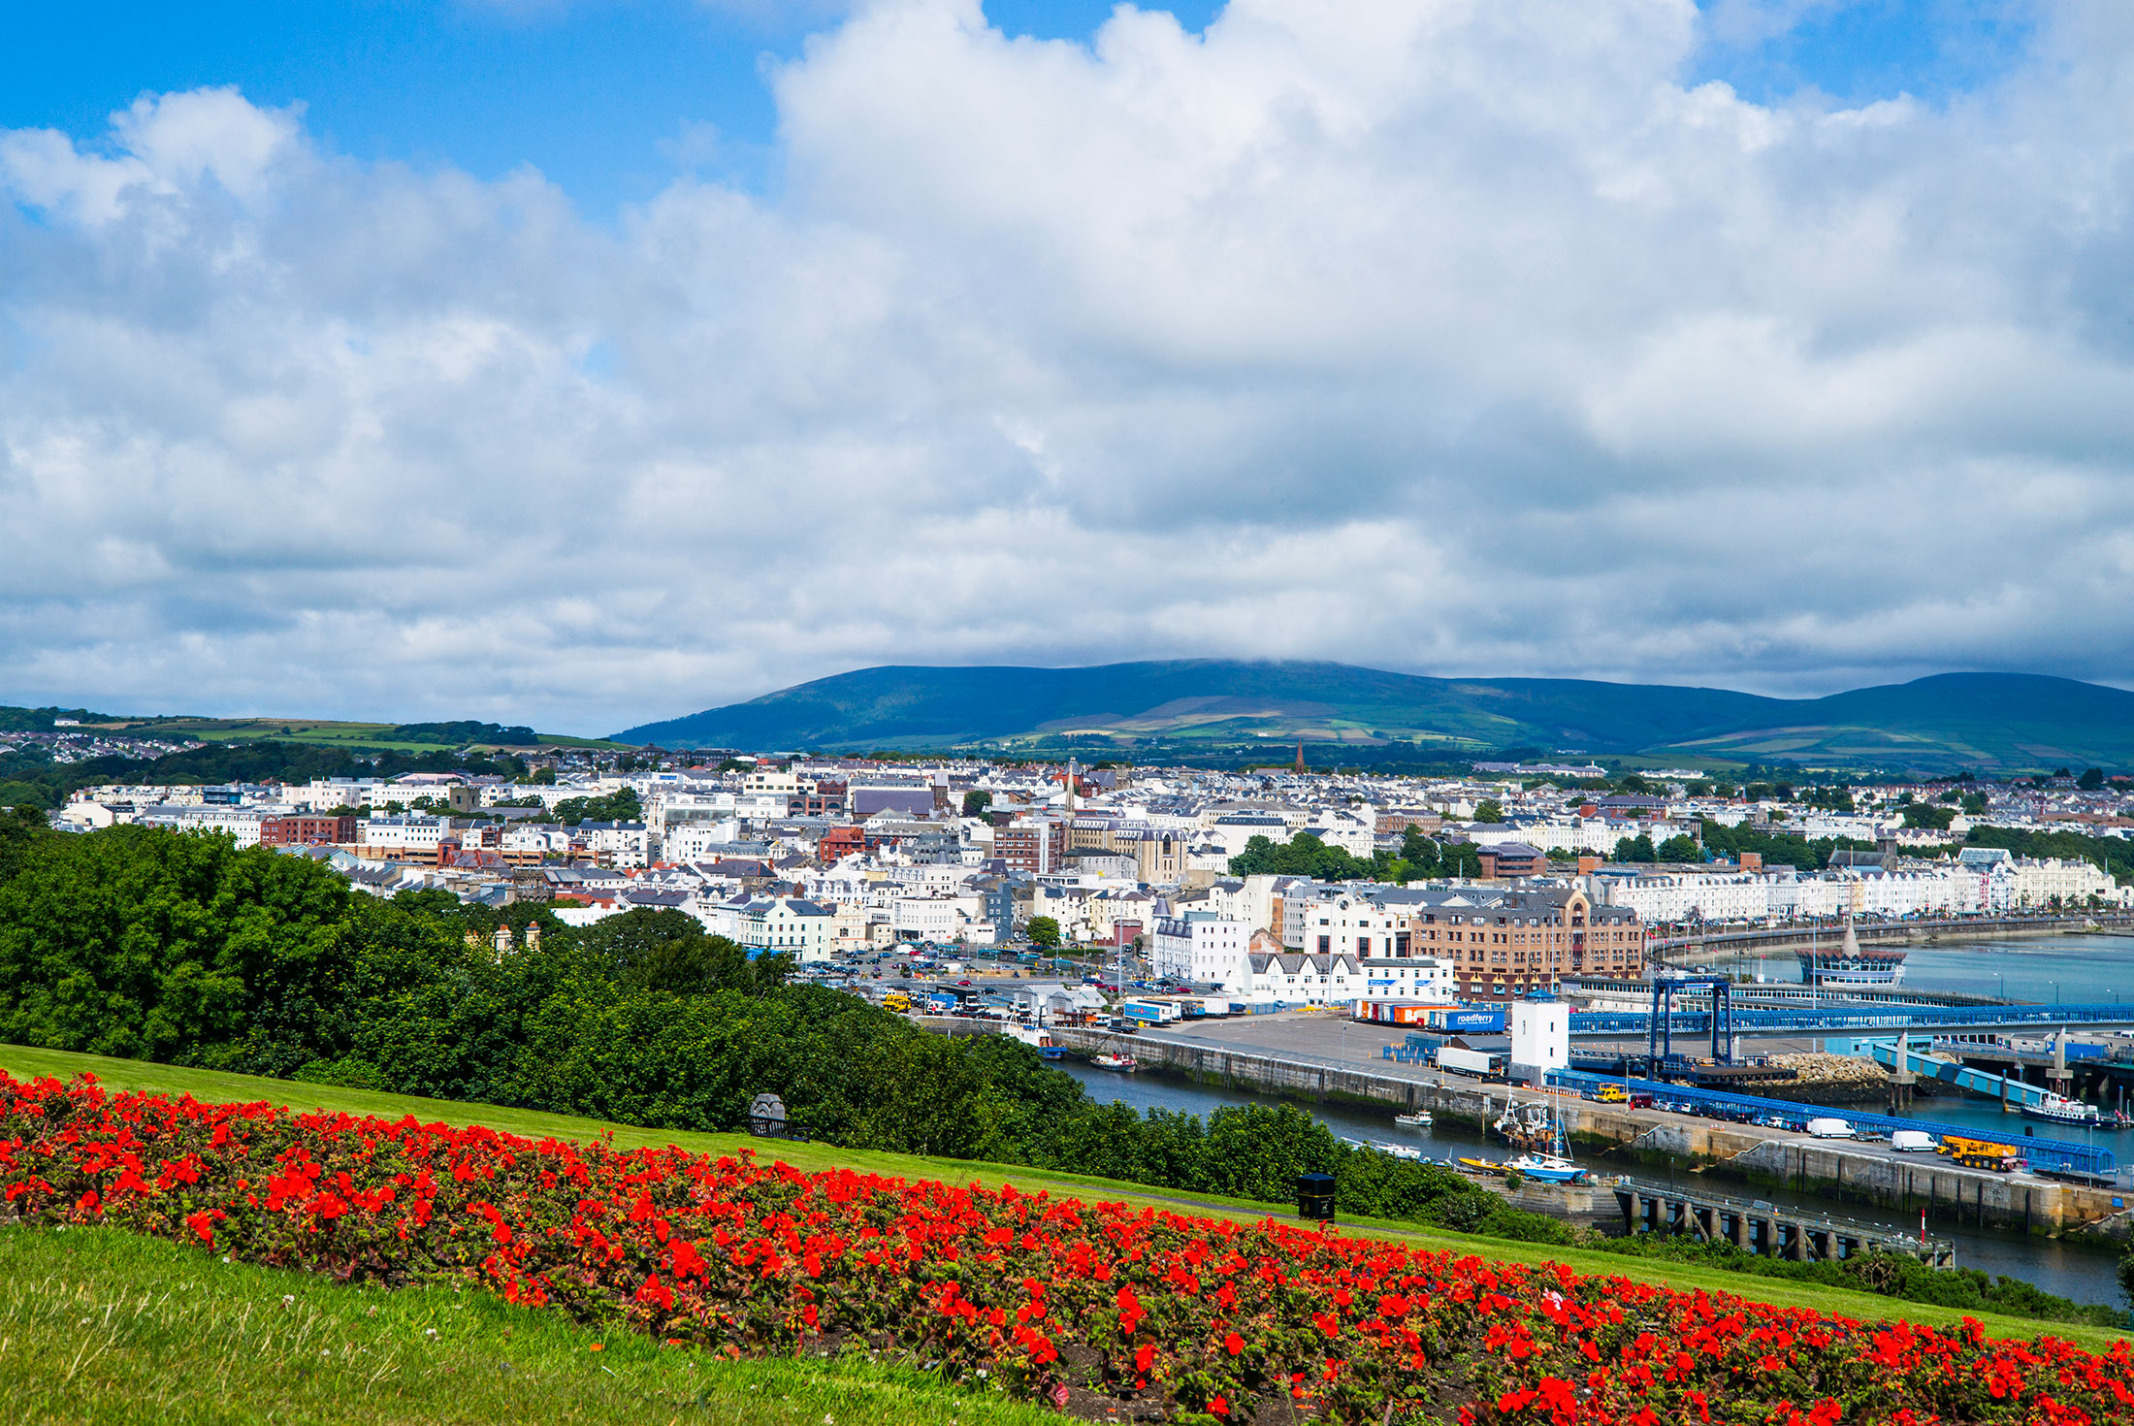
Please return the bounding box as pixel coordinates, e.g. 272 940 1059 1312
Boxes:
615 662 2134 773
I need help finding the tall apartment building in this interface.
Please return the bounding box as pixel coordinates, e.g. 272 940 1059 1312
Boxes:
994 818 1066 875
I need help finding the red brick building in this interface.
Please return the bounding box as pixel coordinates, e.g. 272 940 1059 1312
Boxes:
260 815 357 847
994 818 1065 875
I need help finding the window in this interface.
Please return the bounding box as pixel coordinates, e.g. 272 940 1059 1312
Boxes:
1317 935 1330 954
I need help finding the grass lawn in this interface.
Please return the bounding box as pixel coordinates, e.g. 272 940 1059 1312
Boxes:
4 1043 2126 1356
0 1224 1055 1426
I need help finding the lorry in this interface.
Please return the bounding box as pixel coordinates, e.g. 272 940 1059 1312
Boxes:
1436 1045 1506 1079
1937 1135 2021 1171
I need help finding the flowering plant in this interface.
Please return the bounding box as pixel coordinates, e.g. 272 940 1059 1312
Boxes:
3 1071 2129 1424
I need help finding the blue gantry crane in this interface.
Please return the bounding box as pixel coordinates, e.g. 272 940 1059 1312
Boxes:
1648 975 1735 1072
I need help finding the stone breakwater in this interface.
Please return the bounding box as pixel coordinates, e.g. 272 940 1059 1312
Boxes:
1769 1052 1892 1105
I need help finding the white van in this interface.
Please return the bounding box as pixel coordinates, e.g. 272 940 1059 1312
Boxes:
1890 1130 1937 1153
1805 1117 1855 1139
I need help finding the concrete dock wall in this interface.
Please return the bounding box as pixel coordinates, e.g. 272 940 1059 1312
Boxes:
1036 1024 2125 1235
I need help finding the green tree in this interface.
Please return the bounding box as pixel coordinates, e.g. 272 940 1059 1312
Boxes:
0 827 353 1066
552 787 643 826
1399 825 1442 877
1656 834 1702 862
961 789 993 818
1228 831 1375 881
1440 841 1483 878
1613 834 1658 863
1474 799 1504 824
2080 767 2106 791
1025 916 1061 949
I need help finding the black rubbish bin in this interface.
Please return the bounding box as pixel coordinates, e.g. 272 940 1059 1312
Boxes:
1296 1172 1336 1223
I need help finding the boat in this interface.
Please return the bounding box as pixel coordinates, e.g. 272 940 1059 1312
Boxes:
2021 1094 2129 1129
1799 912 1906 987
1091 1052 1139 1072
1393 1111 1433 1129
1454 1156 1505 1176
1503 1153 1588 1184
1491 1098 1554 1152
1000 1024 1064 1059
1374 1142 1424 1160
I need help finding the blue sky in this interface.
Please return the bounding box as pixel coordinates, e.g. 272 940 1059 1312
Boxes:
0 1 2032 217
9 0 2126 728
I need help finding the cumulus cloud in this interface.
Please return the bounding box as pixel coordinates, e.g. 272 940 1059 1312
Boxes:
6 0 2134 732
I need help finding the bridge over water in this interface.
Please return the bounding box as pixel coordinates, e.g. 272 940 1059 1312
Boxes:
1571 1001 2134 1039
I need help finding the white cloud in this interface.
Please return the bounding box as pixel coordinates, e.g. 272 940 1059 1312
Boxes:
7 0 2134 733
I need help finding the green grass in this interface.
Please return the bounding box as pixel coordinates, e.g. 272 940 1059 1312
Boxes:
0 1224 1054 1426
3 1044 2126 1355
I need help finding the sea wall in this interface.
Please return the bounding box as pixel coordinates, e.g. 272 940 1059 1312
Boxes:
1029 1025 2125 1236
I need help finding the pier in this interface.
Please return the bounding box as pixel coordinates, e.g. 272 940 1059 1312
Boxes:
1035 1024 2131 1236
1612 1178 1955 1266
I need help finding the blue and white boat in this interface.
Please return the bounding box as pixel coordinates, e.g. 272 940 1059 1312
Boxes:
1504 1152 1587 1184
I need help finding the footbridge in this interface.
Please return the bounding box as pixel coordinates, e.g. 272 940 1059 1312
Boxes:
1571 1002 2134 1040
1864 1041 2053 1109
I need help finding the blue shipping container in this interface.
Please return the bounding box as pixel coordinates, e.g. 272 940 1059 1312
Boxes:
1446 1010 1506 1033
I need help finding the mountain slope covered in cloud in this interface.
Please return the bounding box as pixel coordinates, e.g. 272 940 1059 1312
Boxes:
617 663 2134 772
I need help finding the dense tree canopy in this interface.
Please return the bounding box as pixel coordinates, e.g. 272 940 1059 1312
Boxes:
0 821 1555 1239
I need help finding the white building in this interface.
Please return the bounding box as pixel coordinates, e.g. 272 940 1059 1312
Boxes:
577 821 651 869
1149 912 1252 991
1510 1001 1570 1079
356 815 452 859
661 821 739 862
1288 893 1412 956
726 896 836 962
1355 956 1457 1004
1247 950 1365 1004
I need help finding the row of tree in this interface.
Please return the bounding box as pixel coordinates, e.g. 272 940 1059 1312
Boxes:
1227 828 1484 882
0 818 1542 1237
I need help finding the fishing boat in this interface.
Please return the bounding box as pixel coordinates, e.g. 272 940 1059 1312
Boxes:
1393 1111 1433 1129
1491 1098 1553 1152
1504 1152 1588 1184
1000 1024 1064 1059
1454 1156 1505 1176
1091 1051 1139 1072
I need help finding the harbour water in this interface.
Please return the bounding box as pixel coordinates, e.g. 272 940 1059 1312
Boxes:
1056 930 2134 1308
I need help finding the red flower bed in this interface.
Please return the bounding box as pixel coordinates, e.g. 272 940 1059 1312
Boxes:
3 1072 2130 1424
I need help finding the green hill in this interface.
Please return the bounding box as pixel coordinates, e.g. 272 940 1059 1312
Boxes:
614 662 2134 773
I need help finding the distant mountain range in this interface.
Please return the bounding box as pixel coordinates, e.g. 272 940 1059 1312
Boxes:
613 661 2134 773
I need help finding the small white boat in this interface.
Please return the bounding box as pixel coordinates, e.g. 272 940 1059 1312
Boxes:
1373 1142 1424 1160
1393 1111 1433 1129
1092 1052 1139 1072
1504 1153 1587 1184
